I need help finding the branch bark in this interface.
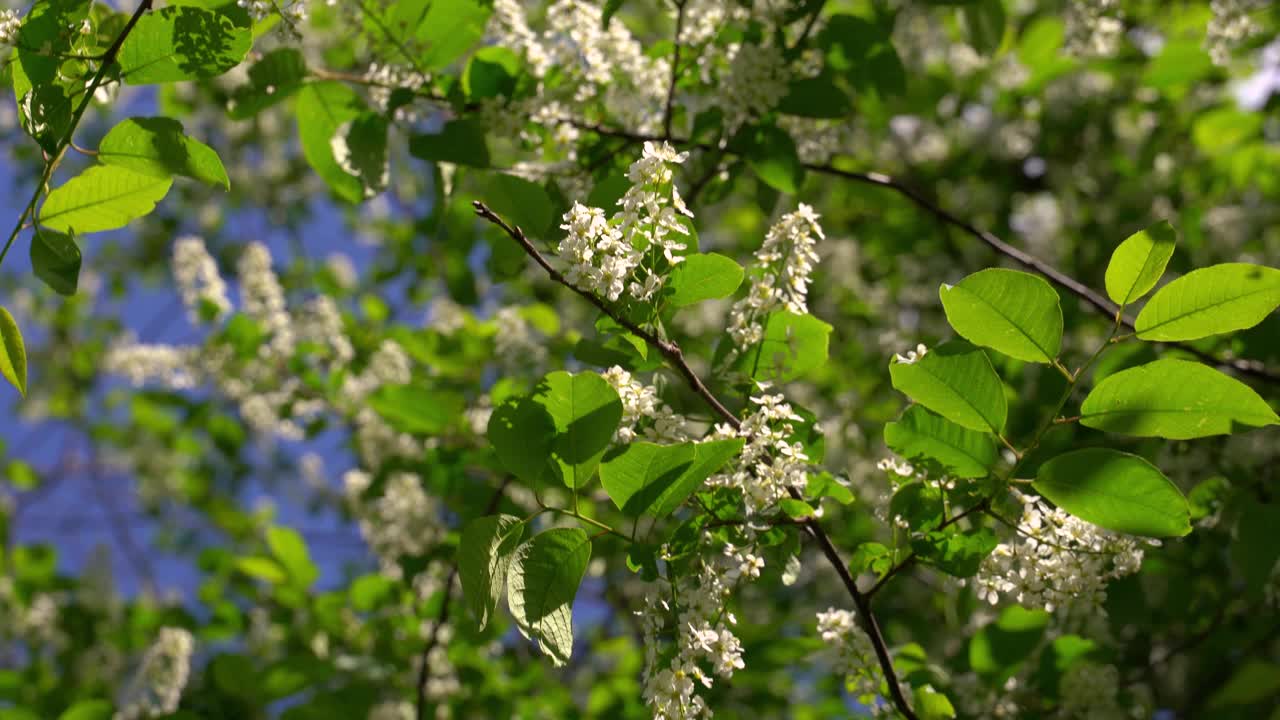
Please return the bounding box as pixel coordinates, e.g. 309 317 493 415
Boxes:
473 201 919 720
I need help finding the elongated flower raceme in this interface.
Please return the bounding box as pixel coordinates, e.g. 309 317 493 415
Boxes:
114 627 194 720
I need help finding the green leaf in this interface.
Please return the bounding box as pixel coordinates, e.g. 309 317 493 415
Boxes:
6 461 40 491
57 700 114 720
506 528 592 666
10 0 91 152
1033 448 1190 538
740 311 832 382
369 383 462 434
30 229 81 296
778 74 852 118
1233 503 1280 593
884 405 997 479
1079 358 1278 439
599 439 744 517
969 606 1050 682
0 307 28 397
849 542 893 578
779 498 816 519
744 125 804 195
409 118 491 168
349 574 398 611
236 556 288 584
1208 661 1280 709
414 0 492 70
939 268 1063 363
266 526 319 589
665 253 744 307
488 396 557 485
458 514 525 631
118 5 252 84
1103 220 1177 305
889 340 1006 433
806 472 854 505
912 528 998 577
962 0 1005 55
914 686 957 720
464 46 521 100
296 82 367 204
261 656 330 701
483 173 554 237
98 117 230 189
332 112 390 199
820 14 906 99
1134 263 1280 341
890 482 945 532
532 371 623 490
39 165 172 234
228 48 309 119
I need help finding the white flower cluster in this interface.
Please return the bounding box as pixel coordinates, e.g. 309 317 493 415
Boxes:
239 242 294 360
678 0 750 46
238 0 308 25
493 307 548 369
365 63 427 123
559 203 640 302
1057 663 1130 720
728 204 825 349
114 627 194 720
602 366 691 443
815 608 886 704
0 578 65 654
1063 0 1124 57
343 470 442 576
487 0 669 134
706 393 810 515
172 236 230 323
1206 0 1265 65
105 241 360 444
640 541 762 719
970 491 1152 612
717 43 792 130
0 10 21 48
892 343 929 365
557 142 691 303
367 701 414 720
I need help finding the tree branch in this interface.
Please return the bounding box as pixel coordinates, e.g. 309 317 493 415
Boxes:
0 0 154 268
549 118 1280 385
663 0 686 141
472 201 919 720
867 499 990 599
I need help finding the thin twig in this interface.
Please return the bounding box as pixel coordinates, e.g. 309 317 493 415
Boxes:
663 0 686 141
546 118 1280 385
0 0 154 268
868 499 989 598
473 201 920 720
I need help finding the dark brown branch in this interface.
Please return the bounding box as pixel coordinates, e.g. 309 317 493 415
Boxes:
472 201 740 429
415 567 457 720
472 201 919 720
549 119 1280 386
